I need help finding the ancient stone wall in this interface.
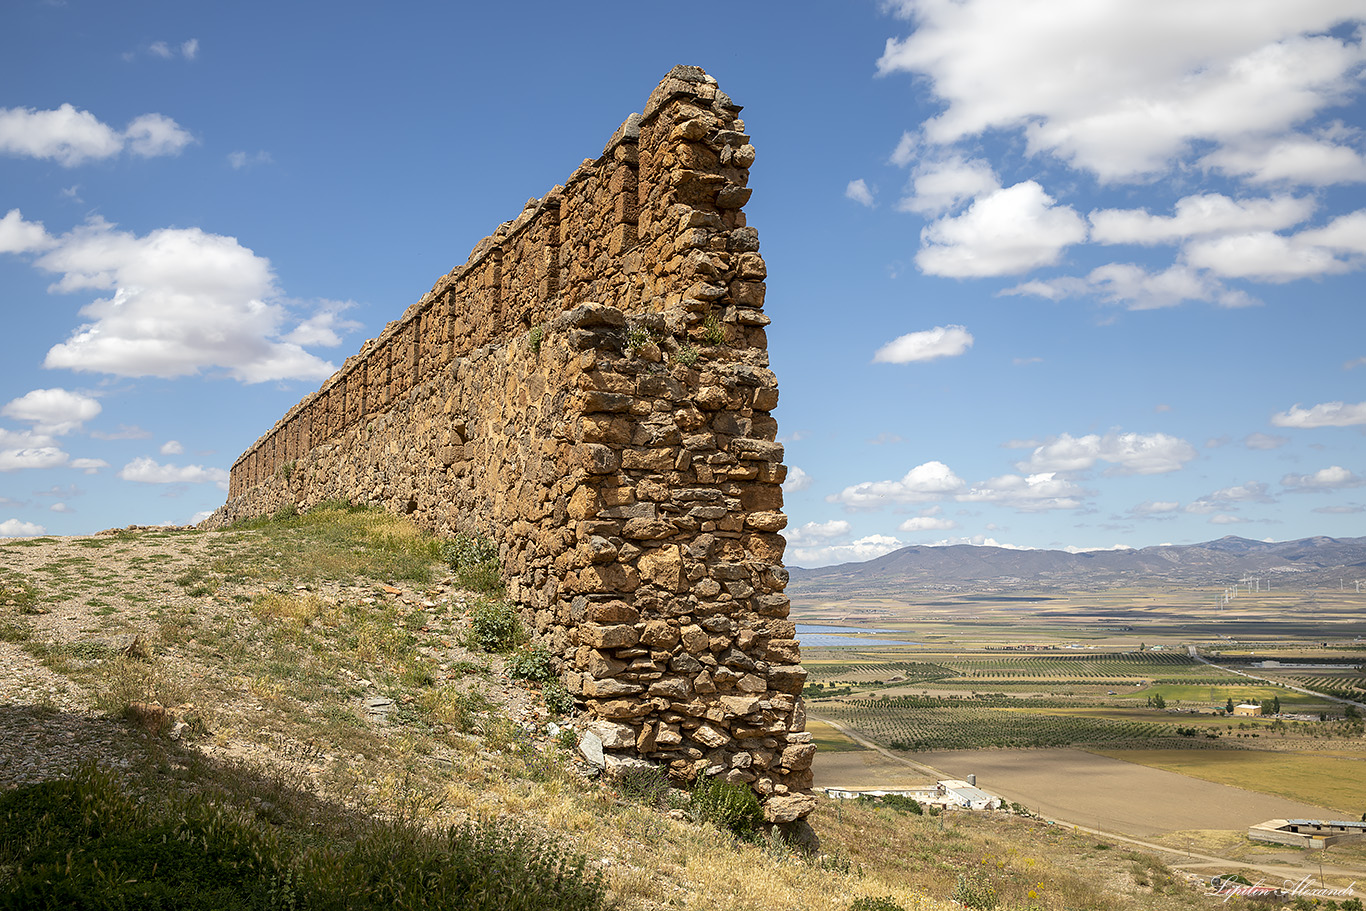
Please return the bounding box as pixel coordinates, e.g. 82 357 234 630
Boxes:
208 67 814 823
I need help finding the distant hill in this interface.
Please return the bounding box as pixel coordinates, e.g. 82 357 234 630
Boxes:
787 535 1366 595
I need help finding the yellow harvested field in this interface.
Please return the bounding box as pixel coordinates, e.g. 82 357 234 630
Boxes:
812 746 935 791
1094 748 1366 814
806 717 865 753
914 748 1343 837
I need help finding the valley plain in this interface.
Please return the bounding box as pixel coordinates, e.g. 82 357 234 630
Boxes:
792 580 1366 898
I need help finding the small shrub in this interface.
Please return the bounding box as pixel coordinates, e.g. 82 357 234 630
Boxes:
674 343 699 367
442 532 498 570
506 644 554 682
465 599 519 653
952 872 998 910
457 561 503 596
528 324 544 354
618 766 672 808
625 325 653 355
400 662 436 688
878 794 922 815
701 313 725 346
443 533 502 595
690 775 764 841
413 687 488 732
542 680 575 717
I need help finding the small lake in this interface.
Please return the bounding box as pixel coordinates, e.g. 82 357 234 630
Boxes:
794 624 921 647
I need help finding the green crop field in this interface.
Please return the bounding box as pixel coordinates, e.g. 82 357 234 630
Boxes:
816 694 1186 751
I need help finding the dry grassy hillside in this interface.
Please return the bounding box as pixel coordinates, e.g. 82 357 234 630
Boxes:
0 505 1268 910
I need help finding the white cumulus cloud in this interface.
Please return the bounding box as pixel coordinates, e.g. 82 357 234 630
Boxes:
828 460 966 508
160 440 184 455
787 534 905 568
1 388 101 435
782 466 812 494
1187 482 1275 513
1089 194 1315 245
1272 400 1366 428
0 209 57 254
877 2 1366 183
1016 432 1197 475
845 179 875 207
69 458 109 474
916 181 1086 277
281 303 361 347
1130 500 1181 517
1 215 342 383
1282 465 1364 490
0 519 46 537
0 104 193 166
118 457 229 488
1006 262 1260 310
957 472 1087 511
873 324 973 363
784 519 852 546
896 155 999 215
897 515 957 532
0 448 68 471
1204 134 1366 185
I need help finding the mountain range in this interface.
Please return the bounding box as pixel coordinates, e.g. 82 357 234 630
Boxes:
786 535 1366 595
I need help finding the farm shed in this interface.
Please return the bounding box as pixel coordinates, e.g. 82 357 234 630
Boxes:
938 780 1003 810
1233 703 1263 716
1248 818 1366 849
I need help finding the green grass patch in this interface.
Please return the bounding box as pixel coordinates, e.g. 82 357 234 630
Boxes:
1124 682 1317 708
0 570 41 611
0 764 606 911
806 718 866 753
221 502 443 585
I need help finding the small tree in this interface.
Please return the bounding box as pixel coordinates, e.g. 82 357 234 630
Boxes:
1226 698 1234 714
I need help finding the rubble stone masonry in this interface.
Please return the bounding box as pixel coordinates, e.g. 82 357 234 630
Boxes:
207 67 814 822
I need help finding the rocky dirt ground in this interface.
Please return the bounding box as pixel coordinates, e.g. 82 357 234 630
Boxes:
0 524 551 811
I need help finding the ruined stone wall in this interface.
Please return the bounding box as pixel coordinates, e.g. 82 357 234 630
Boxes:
208 67 814 823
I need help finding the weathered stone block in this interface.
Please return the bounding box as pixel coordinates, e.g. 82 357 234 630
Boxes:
638 544 686 592
581 622 641 650
641 619 680 649
585 719 637 749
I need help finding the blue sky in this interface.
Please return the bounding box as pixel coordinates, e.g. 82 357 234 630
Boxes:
1 1 1363 565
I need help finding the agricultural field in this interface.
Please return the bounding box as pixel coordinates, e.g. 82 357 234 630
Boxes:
1093 749 1366 814
817 694 1186 751
799 586 1366 819
912 749 1346 838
